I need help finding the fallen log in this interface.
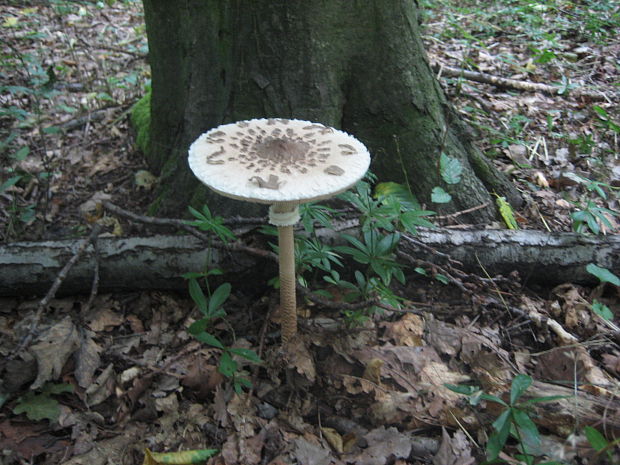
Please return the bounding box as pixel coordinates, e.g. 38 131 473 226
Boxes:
0 229 618 297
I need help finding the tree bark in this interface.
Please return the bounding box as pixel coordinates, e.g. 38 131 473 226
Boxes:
141 0 521 221
1 230 617 296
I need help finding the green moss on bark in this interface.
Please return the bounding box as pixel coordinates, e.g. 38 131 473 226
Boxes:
130 87 151 155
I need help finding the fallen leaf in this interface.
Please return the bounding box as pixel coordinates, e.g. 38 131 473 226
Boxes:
293 437 333 465
30 317 80 389
432 428 475 465
350 427 413 465
85 363 115 407
321 427 343 453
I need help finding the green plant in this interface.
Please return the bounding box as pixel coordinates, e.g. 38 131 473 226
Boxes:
185 275 261 393
13 382 74 423
183 205 259 392
592 105 620 134
336 230 404 287
586 263 619 322
584 426 620 463
446 374 567 464
185 205 236 244
565 173 618 235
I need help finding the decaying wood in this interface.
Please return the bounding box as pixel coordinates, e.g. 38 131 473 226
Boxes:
0 234 260 297
0 228 618 296
401 228 620 286
432 63 611 101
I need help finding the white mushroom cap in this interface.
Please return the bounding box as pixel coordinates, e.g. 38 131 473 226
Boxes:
188 118 370 205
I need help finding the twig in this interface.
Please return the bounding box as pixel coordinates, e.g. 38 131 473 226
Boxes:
297 284 424 315
3 223 103 365
432 62 611 101
102 201 275 260
434 202 490 221
83 231 101 313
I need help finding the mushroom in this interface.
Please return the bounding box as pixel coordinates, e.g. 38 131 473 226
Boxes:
188 118 370 342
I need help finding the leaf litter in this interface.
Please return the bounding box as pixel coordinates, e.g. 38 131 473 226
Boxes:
0 1 619 464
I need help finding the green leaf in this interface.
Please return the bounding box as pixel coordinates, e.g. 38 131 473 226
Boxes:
512 408 541 454
0 175 21 193
374 181 421 210
13 393 61 422
188 318 210 335
586 263 620 286
145 447 218 464
592 105 609 120
444 383 480 396
228 347 262 364
584 426 608 452
480 393 508 407
188 279 208 314
440 152 463 185
182 272 204 280
431 186 452 203
208 283 231 316
218 351 237 377
193 332 225 349
591 300 614 321
522 395 568 404
487 409 511 460
13 146 29 161
510 374 532 404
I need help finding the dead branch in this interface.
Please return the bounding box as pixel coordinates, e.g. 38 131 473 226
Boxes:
432 63 611 101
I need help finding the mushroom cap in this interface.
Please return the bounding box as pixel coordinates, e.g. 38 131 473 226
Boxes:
188 118 370 205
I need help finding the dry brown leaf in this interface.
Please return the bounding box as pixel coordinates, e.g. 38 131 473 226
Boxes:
75 331 102 388
381 313 425 346
285 337 316 384
349 427 413 465
321 427 343 454
85 307 124 332
30 316 80 389
362 358 384 385
85 363 115 407
293 437 333 465
432 428 475 465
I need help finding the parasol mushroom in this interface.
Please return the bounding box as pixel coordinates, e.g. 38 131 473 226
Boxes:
188 118 370 342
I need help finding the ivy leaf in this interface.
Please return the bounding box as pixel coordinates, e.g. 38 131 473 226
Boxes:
586 263 620 286
431 186 452 203
439 152 463 185
13 393 61 422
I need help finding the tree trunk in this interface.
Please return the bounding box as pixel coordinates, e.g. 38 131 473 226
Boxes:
2 230 617 296
142 0 520 220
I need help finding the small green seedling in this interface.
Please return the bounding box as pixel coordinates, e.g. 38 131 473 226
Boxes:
446 374 567 464
185 273 261 394
586 263 619 322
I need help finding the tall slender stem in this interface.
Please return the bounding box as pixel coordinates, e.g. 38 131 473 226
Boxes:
278 224 296 342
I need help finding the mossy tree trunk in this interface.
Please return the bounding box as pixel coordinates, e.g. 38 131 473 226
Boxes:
142 0 520 220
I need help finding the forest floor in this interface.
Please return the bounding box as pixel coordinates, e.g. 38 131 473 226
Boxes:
0 1 619 464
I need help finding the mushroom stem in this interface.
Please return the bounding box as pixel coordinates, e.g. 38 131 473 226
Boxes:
270 203 299 342
278 223 297 341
